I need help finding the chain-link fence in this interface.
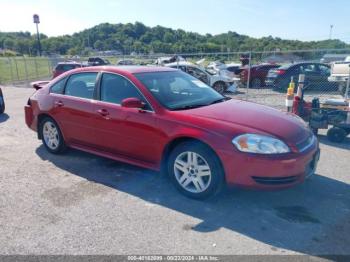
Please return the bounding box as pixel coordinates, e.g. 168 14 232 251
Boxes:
1 48 349 110
0 57 54 85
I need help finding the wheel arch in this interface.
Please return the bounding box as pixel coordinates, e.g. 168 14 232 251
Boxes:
161 136 225 181
37 113 64 140
212 80 226 87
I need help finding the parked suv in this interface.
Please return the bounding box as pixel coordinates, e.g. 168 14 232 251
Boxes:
53 62 83 78
240 64 280 88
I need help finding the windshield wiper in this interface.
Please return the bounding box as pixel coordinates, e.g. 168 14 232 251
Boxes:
172 97 231 111
207 97 231 105
172 104 208 111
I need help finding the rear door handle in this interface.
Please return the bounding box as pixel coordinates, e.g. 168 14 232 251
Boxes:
97 109 109 117
54 101 64 107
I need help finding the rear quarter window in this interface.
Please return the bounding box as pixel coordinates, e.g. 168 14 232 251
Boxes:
50 77 67 94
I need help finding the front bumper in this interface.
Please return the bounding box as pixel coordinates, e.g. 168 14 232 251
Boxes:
217 142 319 189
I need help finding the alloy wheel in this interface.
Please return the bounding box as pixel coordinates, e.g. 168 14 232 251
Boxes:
43 121 60 150
173 151 212 193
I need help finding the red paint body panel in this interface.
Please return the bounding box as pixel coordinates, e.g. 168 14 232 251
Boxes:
25 66 319 189
240 64 280 86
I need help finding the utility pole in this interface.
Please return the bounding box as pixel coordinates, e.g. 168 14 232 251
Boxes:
33 14 42 56
329 25 334 40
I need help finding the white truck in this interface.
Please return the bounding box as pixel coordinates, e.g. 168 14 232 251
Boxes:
328 56 350 97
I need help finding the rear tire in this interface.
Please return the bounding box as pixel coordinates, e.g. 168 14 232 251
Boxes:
167 141 225 199
327 127 347 143
39 117 66 154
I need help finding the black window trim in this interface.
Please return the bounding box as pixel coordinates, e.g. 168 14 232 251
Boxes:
62 71 99 100
97 71 155 113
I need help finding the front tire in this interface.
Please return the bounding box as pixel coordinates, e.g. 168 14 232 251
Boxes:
251 78 262 88
327 127 347 143
213 82 226 94
39 117 66 154
167 141 224 199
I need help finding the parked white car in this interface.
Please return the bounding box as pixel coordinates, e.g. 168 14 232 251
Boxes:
166 61 236 93
328 56 350 96
155 55 186 65
207 61 240 75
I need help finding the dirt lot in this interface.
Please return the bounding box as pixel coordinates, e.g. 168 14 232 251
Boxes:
0 85 349 256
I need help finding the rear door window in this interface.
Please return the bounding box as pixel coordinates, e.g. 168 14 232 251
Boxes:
65 73 97 99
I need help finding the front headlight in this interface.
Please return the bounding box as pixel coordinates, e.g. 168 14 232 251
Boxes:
232 134 290 154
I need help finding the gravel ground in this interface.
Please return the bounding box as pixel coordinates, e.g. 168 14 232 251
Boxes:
0 85 349 257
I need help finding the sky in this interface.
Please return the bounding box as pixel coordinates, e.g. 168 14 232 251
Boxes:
0 0 349 42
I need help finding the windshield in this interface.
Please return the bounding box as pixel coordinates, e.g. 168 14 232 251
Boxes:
134 70 225 110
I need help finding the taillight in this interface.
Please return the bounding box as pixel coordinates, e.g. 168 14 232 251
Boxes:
276 69 286 75
27 98 32 106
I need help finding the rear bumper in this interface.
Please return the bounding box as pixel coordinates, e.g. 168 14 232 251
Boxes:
217 142 319 190
265 78 276 87
24 105 37 131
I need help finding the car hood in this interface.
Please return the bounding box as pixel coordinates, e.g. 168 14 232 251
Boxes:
184 99 311 145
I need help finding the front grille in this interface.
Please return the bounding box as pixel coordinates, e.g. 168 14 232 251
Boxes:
296 133 315 152
252 176 299 185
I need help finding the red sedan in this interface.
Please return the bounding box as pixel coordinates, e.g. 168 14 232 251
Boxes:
25 66 320 199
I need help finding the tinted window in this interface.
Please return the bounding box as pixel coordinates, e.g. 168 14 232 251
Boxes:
226 66 240 72
65 73 97 99
50 77 67 94
318 64 330 75
56 64 77 71
100 73 150 109
301 64 317 73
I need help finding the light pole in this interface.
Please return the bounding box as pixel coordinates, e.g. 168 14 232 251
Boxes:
33 14 42 56
329 25 334 40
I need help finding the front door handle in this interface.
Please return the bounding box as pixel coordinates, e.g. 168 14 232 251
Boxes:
97 109 109 117
54 101 64 107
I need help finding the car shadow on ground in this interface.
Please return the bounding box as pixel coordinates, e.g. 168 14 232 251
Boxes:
0 113 9 123
36 145 350 256
318 134 350 150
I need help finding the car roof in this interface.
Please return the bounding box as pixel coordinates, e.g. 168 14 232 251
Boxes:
253 63 279 68
73 65 177 74
57 61 81 65
279 62 328 69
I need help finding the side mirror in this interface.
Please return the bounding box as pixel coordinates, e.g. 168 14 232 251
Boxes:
121 97 146 109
